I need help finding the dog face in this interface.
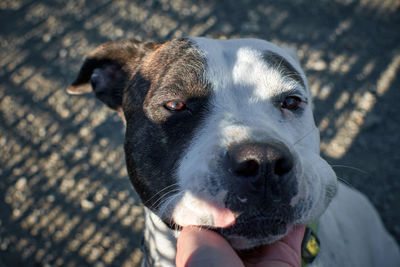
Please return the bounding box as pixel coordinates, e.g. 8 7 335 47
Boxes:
67 37 337 249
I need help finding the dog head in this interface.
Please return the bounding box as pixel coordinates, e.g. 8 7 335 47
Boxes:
67 37 337 249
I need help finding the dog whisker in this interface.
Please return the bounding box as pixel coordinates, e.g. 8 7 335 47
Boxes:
155 191 184 225
336 176 354 188
146 189 180 211
293 125 317 146
148 188 181 211
144 183 180 206
331 165 370 176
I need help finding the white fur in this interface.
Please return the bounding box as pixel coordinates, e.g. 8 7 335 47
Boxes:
311 183 400 267
144 38 400 266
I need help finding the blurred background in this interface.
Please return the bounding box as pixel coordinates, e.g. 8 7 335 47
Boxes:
1 0 399 266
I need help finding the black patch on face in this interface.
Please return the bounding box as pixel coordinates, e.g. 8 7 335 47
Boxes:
122 39 211 211
219 178 297 239
263 52 305 88
218 198 295 239
218 214 290 239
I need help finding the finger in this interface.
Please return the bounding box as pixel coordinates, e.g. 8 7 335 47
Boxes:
280 225 306 251
176 226 244 267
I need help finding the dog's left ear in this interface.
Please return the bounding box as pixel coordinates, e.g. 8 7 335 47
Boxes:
66 40 157 110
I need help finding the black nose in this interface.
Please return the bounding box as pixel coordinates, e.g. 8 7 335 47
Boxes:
227 142 294 186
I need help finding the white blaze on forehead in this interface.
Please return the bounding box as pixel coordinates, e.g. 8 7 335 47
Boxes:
232 47 290 100
220 124 252 146
190 37 308 96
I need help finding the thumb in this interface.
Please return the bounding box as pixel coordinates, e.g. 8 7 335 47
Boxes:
176 226 244 267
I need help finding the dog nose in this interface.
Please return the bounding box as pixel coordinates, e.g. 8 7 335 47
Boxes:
227 142 294 187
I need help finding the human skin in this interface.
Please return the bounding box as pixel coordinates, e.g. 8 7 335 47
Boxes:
176 225 306 267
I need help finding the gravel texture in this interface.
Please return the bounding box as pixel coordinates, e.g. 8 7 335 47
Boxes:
1 0 399 266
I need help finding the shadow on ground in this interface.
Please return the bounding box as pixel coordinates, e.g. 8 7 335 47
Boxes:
1 0 399 266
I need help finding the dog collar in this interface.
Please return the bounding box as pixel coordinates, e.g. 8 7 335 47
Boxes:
301 221 320 266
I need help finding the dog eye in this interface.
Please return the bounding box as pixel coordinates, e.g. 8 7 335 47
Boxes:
164 101 186 112
281 96 302 110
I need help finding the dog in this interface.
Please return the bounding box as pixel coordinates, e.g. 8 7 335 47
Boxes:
67 37 400 266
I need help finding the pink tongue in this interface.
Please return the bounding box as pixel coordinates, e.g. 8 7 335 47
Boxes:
175 195 236 228
191 199 235 228
210 205 236 228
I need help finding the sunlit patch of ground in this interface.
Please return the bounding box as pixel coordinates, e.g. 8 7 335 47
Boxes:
1 0 399 266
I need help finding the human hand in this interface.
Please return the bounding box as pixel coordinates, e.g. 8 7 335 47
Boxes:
176 225 305 267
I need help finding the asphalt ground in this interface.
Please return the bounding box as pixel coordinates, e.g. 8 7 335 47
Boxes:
1 0 399 266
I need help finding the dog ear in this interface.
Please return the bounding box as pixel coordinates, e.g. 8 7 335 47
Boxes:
282 46 301 65
66 40 157 110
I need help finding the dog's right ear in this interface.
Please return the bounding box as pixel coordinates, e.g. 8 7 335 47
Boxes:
282 46 301 65
66 40 158 110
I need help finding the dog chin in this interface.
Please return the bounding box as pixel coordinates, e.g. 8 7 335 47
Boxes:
225 229 289 250
211 219 294 250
